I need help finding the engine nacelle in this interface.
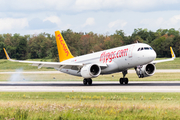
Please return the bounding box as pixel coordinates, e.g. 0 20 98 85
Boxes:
135 63 156 78
81 64 101 78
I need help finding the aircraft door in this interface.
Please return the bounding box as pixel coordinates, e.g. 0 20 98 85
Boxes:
128 45 135 58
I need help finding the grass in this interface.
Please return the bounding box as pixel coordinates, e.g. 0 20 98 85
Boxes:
0 92 180 119
0 57 180 72
155 57 180 69
0 59 56 72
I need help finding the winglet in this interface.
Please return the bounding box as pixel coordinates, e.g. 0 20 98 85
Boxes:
151 47 176 64
3 48 10 60
170 47 176 59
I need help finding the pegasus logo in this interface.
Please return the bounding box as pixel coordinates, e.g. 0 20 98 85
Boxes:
58 34 69 56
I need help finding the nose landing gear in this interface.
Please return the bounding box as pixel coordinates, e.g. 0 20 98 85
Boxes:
119 70 129 84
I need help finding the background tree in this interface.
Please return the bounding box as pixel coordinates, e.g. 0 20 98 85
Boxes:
16 36 27 60
0 35 5 59
1 28 180 59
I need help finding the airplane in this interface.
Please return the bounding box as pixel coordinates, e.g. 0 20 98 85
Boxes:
3 31 176 85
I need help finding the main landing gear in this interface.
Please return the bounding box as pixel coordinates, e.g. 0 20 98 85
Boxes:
119 70 129 85
83 78 92 85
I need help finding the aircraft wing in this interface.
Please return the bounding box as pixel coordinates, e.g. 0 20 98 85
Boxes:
3 48 107 69
151 47 176 64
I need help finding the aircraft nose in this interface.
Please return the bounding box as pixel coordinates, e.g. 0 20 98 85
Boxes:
149 50 157 60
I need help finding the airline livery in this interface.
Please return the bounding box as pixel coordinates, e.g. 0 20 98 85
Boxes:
3 31 176 85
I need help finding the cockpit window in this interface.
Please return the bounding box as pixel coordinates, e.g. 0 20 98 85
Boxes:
144 47 149 50
141 47 144 50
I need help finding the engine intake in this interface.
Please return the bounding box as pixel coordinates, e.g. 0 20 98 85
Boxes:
135 63 156 78
81 64 101 78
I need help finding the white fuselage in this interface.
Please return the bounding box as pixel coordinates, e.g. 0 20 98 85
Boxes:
59 43 157 77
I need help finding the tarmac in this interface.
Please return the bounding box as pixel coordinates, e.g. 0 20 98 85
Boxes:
1 81 180 92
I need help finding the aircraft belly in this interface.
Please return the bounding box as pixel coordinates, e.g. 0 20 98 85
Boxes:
114 57 135 71
101 61 119 74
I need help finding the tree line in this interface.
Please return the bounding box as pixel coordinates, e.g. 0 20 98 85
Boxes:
0 28 180 61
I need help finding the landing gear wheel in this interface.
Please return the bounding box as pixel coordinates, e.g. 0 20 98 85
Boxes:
138 74 144 78
119 70 129 85
87 78 92 85
83 78 92 85
119 78 129 84
125 78 128 84
119 78 123 84
83 79 87 85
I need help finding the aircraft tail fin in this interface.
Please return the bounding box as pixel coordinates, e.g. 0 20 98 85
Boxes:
55 31 74 62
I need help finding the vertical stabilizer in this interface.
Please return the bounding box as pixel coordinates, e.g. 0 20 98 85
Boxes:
55 31 74 62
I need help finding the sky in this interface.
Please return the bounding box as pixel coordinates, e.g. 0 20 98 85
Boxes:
0 0 180 36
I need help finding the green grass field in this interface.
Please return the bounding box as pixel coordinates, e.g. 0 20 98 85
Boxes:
0 92 180 120
155 57 180 69
0 59 56 72
0 57 180 72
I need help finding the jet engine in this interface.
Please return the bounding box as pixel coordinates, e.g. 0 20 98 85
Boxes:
81 64 101 78
135 63 156 78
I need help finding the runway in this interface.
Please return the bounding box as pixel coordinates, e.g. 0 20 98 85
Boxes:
1 81 180 92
